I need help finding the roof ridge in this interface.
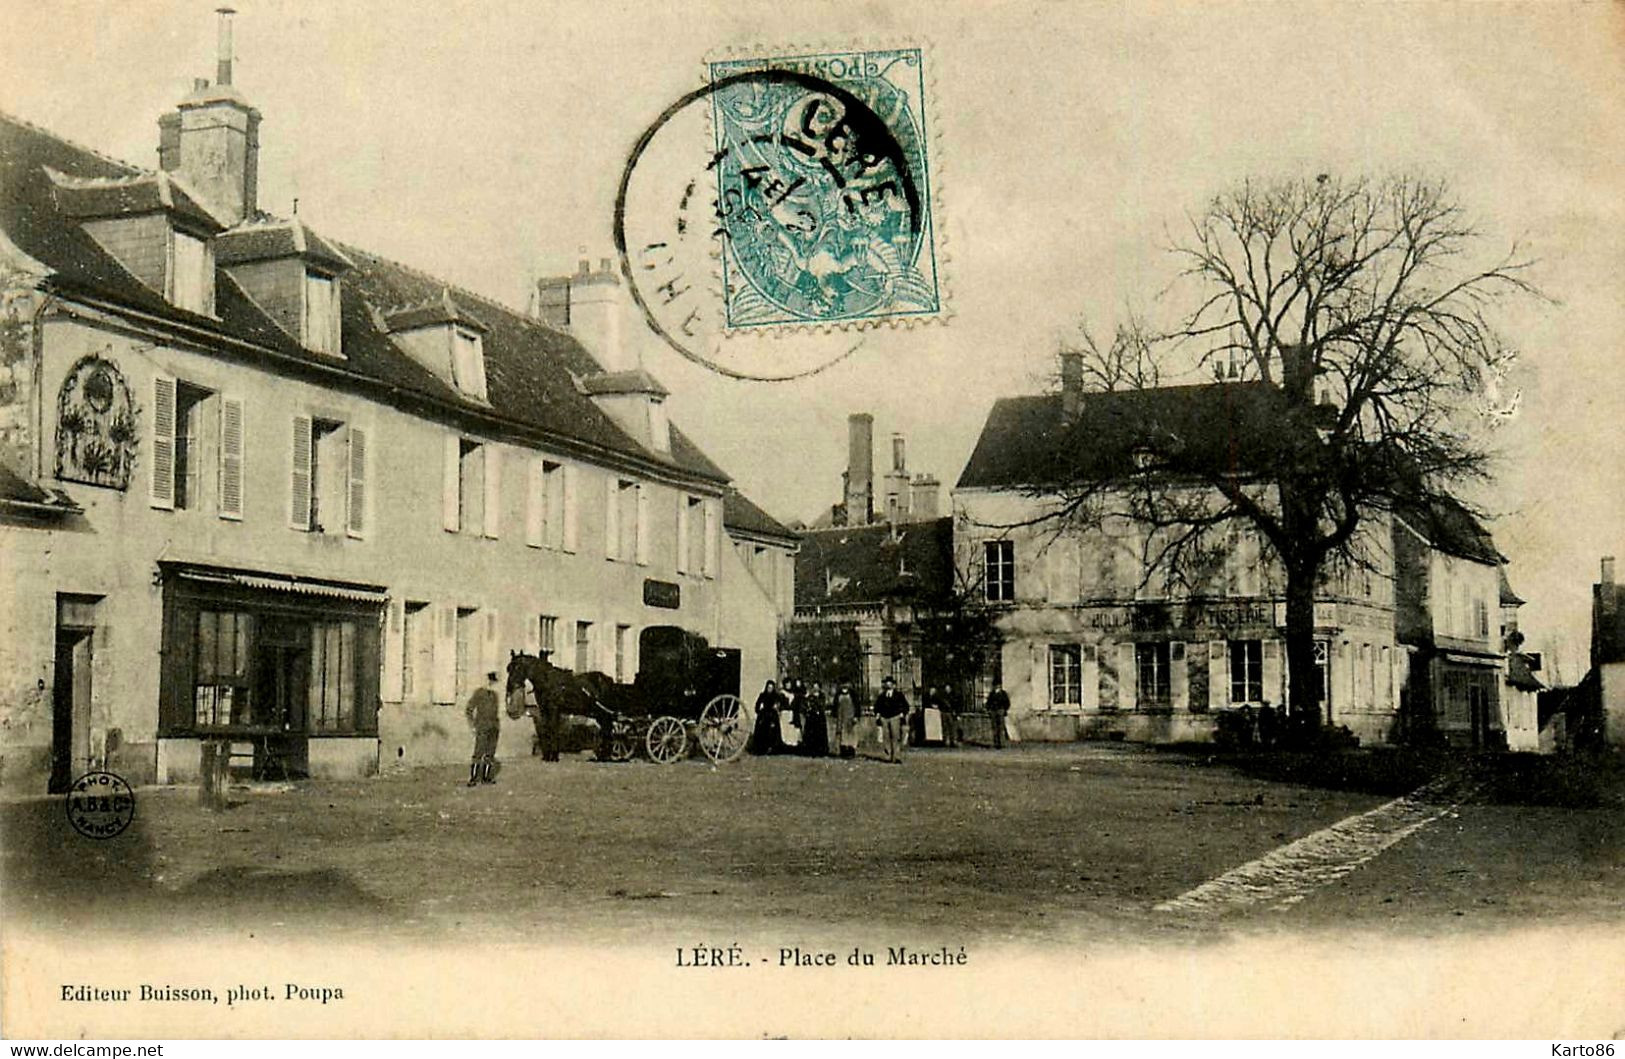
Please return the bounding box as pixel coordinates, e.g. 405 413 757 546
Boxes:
333 238 570 349
1 107 146 177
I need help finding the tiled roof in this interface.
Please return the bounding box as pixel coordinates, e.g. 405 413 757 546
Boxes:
215 218 354 271
1507 651 1543 692
46 166 225 230
794 517 954 609
956 382 1290 490
1499 567 1524 607
1394 495 1503 566
0 109 733 490
722 488 797 543
580 368 669 397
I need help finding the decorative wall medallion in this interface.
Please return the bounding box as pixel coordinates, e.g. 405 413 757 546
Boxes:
56 352 138 490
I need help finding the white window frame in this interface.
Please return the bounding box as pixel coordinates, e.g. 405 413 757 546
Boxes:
1048 644 1083 710
984 539 1015 602
1229 639 1264 704
451 326 487 400
169 229 211 315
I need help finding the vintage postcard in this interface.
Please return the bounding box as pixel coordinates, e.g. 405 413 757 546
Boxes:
1 0 1622 1042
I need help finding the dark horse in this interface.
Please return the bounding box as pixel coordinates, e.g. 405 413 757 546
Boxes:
505 651 620 762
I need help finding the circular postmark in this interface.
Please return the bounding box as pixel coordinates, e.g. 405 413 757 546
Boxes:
615 54 940 381
65 770 136 839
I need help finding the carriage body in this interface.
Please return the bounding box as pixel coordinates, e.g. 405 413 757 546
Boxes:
581 626 748 764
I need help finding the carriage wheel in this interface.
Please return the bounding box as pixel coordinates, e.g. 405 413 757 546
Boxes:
645 716 688 764
698 694 750 764
609 733 636 763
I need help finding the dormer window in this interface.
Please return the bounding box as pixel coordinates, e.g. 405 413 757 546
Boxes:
303 270 340 355
451 326 488 400
169 229 213 315
649 397 670 453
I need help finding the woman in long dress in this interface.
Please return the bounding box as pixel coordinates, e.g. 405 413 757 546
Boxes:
750 680 785 755
801 684 830 757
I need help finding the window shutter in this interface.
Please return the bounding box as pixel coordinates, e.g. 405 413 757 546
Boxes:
1208 640 1228 710
442 435 461 532
562 465 579 552
604 477 620 559
1170 641 1189 711
525 459 544 548
431 605 457 704
703 500 718 578
481 608 500 681
482 445 501 539
1263 640 1284 707
288 414 312 530
1116 642 1137 710
381 598 405 703
635 484 650 566
346 425 368 538
1081 644 1100 710
522 613 540 655
676 496 690 574
217 394 244 520
148 374 177 509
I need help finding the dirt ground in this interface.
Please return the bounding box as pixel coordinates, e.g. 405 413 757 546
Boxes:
4 743 1621 947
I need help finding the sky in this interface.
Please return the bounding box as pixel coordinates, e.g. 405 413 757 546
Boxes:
2 0 1620 679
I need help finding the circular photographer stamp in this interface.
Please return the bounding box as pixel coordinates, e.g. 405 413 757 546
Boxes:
65 770 136 839
616 48 942 380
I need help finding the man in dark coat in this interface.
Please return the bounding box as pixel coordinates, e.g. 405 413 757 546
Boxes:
874 676 910 763
466 671 502 785
985 682 1011 750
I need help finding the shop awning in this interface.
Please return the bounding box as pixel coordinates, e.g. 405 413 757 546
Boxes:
166 563 388 604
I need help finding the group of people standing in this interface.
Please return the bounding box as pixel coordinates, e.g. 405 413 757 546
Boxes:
749 677 1015 763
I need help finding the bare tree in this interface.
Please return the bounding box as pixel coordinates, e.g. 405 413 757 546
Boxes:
1039 173 1539 731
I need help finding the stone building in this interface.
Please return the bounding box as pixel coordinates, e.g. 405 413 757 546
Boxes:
0 26 794 793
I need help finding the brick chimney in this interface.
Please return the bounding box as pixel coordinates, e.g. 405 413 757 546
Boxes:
1605 556 1617 587
157 8 260 227
1060 351 1083 422
842 413 873 526
531 257 641 372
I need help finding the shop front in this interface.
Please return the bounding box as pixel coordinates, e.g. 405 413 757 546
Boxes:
155 563 384 782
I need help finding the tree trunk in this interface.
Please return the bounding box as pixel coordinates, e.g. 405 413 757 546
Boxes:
1283 560 1321 730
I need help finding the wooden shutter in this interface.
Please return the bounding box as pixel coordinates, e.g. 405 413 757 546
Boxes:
1116 642 1137 710
1170 641 1189 711
604 477 620 559
1208 640 1228 710
346 425 368 538
442 435 461 532
482 445 501 539
703 500 718 577
431 604 457 704
481 608 500 681
288 414 312 530
381 597 405 703
217 394 244 520
634 484 649 565
1081 644 1100 710
1263 640 1284 707
149 373 177 509
562 465 579 552
676 496 690 574
525 458 544 547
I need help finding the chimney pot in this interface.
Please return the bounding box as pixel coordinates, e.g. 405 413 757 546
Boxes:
891 433 906 473
1604 556 1617 586
215 7 236 87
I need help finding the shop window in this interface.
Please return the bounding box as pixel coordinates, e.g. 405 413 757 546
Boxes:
1049 644 1082 708
307 620 358 732
984 539 1015 602
193 610 254 728
1136 642 1171 706
1229 640 1263 703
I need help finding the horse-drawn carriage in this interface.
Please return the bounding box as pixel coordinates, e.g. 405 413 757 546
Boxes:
505 625 751 765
